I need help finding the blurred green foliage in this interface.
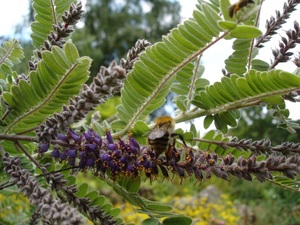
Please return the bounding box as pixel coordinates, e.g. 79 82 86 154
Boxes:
3 1 300 224
228 107 300 225
13 0 181 80
0 191 33 225
73 0 181 77
229 106 300 144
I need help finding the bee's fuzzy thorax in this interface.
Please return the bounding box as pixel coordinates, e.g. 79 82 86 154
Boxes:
155 116 175 127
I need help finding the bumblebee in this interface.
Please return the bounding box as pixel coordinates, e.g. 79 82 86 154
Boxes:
148 116 186 157
228 0 255 18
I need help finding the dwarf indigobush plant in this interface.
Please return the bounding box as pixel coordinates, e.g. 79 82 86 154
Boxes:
1 0 300 224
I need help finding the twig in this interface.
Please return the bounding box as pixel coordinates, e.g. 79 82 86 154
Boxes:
35 166 79 178
15 141 44 172
1 106 12 121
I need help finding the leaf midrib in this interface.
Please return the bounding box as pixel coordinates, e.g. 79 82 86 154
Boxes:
4 62 79 134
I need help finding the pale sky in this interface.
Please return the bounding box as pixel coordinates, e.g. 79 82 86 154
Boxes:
0 0 29 37
0 0 198 37
0 0 299 120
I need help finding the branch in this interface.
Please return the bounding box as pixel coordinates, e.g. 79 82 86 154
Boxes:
39 129 300 183
0 134 38 142
269 21 300 69
255 0 300 48
3 153 83 225
193 137 300 155
36 39 151 143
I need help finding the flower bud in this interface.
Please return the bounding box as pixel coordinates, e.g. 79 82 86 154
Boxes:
39 143 49 153
52 148 60 158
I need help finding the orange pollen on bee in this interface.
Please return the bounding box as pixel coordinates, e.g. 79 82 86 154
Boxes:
155 116 174 126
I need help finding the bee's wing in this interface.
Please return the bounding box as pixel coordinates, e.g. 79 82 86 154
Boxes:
148 122 171 139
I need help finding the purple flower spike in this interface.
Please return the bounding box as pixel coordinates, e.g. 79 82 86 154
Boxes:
130 146 138 154
79 158 86 169
94 132 101 141
120 155 127 163
39 143 49 153
69 157 76 166
143 160 150 168
68 129 81 142
86 158 95 167
117 137 127 148
106 130 114 144
108 143 117 151
83 131 93 141
79 151 85 158
71 133 81 142
127 164 134 172
113 150 121 157
129 136 140 149
94 136 102 146
58 133 69 142
59 151 68 160
85 143 97 151
52 147 60 158
100 153 109 161
68 149 77 158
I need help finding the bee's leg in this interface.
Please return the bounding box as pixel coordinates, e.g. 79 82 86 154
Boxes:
171 133 187 147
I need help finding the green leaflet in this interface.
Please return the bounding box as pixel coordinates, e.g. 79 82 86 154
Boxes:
172 61 208 111
218 21 237 30
117 176 141 193
76 183 89 197
141 218 160 225
162 216 193 225
199 2 223 34
251 59 270 71
199 130 249 157
2 42 91 134
91 196 106 207
193 7 221 37
193 70 300 110
116 1 222 132
272 176 300 192
30 0 76 49
199 130 225 152
204 115 214 129
0 39 24 78
225 39 251 75
107 179 178 219
143 204 172 212
171 63 194 96
81 189 123 223
219 0 232 21
192 70 300 133
230 25 262 39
